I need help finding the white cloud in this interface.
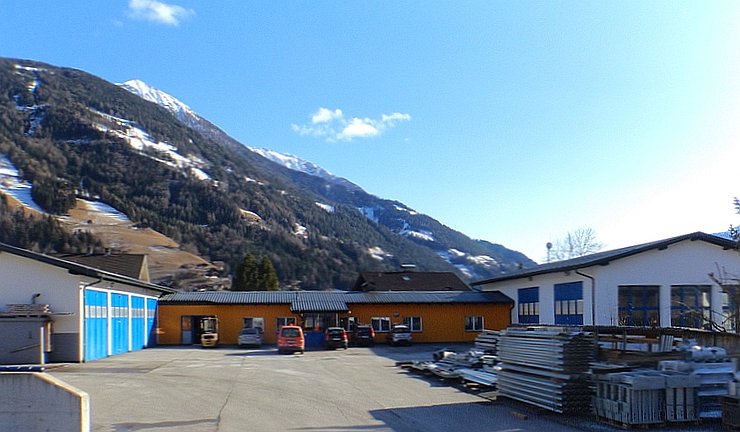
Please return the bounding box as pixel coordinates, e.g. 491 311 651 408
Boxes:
128 0 194 26
312 107 343 124
292 107 410 142
339 118 379 140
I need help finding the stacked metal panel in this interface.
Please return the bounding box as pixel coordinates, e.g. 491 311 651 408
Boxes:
474 330 499 354
660 359 735 419
497 327 594 413
592 370 699 426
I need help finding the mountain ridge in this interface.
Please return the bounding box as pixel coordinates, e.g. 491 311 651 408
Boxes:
0 57 534 289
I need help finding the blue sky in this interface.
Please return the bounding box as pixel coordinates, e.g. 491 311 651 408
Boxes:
2 1 740 263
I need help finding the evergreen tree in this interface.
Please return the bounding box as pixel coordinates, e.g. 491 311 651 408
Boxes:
258 256 280 291
231 253 259 291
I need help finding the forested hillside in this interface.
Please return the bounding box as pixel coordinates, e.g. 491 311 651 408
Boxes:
0 57 533 289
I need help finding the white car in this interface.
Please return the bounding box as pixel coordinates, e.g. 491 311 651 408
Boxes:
238 327 263 347
386 325 412 346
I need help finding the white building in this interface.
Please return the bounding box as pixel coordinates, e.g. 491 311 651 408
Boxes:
472 232 739 332
0 243 172 363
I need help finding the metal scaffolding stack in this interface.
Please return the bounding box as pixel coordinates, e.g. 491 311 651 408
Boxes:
592 370 700 426
497 326 595 413
660 358 736 419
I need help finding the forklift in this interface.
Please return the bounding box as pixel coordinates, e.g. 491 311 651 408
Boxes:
199 316 219 348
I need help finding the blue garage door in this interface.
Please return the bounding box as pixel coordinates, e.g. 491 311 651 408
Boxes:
131 296 146 350
554 282 584 325
146 298 157 347
111 293 129 355
84 289 108 361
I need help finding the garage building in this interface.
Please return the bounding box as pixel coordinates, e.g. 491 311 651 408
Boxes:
0 242 173 363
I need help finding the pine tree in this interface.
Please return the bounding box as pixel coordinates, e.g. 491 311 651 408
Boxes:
231 253 259 291
258 256 280 291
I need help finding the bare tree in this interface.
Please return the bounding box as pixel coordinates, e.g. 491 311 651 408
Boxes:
708 265 739 332
549 227 603 261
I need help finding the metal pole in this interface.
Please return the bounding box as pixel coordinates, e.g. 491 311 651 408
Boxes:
39 326 45 367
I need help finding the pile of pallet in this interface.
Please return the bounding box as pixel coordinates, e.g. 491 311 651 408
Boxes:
497 326 595 413
4 304 51 316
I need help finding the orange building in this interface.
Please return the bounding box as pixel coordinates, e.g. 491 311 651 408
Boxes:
157 290 513 346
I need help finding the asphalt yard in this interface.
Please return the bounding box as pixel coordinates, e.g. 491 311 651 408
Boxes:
49 344 721 432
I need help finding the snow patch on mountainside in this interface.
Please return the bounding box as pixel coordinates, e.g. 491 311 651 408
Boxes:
368 246 392 261
359 207 379 223
0 155 45 213
90 109 211 181
118 80 198 125
315 202 335 213
248 147 339 181
78 199 131 223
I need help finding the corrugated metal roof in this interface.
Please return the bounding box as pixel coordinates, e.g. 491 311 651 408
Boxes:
159 290 513 306
471 232 737 286
291 292 349 312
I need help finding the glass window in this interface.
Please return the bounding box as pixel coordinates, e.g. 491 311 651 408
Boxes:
371 317 391 333
618 286 660 326
403 316 422 332
465 315 484 331
671 285 711 329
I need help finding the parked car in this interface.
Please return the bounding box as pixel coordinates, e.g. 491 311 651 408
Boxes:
351 325 375 347
386 324 412 346
238 327 263 348
277 325 305 354
323 327 349 350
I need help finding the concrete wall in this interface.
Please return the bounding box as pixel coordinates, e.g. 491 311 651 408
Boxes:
0 318 49 364
0 372 90 432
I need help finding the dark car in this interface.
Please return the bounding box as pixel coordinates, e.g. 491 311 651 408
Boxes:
323 327 349 350
351 325 375 347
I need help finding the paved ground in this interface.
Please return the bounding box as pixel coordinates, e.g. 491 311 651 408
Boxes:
50 344 722 432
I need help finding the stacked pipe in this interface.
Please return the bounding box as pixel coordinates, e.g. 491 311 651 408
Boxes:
497 326 594 413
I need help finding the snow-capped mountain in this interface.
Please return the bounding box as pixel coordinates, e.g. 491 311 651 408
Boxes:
112 74 536 281
118 80 199 126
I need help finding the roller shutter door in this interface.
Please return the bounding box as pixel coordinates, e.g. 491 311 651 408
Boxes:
84 289 108 361
131 296 146 350
111 293 129 355
146 298 157 347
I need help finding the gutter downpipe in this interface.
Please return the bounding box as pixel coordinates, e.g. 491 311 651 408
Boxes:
575 270 596 326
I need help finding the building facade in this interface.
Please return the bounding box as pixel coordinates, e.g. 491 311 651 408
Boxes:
0 243 172 363
157 290 513 346
471 232 739 332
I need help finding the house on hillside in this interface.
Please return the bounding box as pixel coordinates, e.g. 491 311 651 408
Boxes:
352 269 471 291
0 243 173 364
471 232 739 332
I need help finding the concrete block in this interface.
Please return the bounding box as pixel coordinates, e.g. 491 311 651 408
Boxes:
0 372 89 432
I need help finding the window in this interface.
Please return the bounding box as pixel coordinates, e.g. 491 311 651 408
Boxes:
276 317 296 332
671 285 711 329
722 290 738 331
465 315 484 331
554 282 584 325
243 317 264 332
371 317 391 333
618 285 660 326
403 316 422 332
518 287 540 324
